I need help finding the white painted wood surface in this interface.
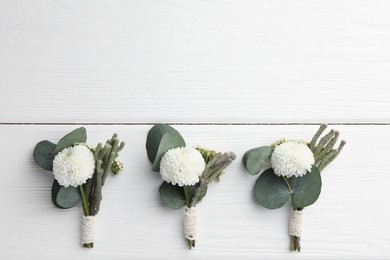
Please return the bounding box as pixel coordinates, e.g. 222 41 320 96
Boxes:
1 0 390 259
1 0 390 123
1 125 389 259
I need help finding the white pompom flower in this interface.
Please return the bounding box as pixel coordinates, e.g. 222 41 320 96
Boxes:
160 147 206 186
271 141 314 178
53 144 95 187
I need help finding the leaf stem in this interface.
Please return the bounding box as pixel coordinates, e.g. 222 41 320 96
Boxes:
79 185 90 216
283 177 293 193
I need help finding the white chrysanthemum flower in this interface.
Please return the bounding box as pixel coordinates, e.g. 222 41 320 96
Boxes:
53 144 95 187
160 147 206 186
271 141 314 178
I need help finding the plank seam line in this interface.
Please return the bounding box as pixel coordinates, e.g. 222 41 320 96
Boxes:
0 123 389 126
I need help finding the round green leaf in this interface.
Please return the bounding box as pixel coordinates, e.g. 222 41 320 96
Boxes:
254 169 290 209
53 127 87 155
51 180 81 209
146 124 180 163
243 146 273 175
146 124 186 172
290 166 322 208
152 132 186 172
159 181 186 210
33 140 56 171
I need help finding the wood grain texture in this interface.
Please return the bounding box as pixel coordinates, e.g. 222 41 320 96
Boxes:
1 0 390 123
0 125 389 259
1 1 389 258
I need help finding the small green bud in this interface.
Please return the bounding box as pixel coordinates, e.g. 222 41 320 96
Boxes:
196 147 217 163
111 159 124 175
271 138 287 150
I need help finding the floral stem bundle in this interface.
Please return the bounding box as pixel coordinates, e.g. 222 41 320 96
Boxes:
146 124 235 249
33 127 125 248
243 124 345 252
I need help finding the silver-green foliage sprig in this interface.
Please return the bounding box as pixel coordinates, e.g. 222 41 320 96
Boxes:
309 124 346 172
190 151 236 208
85 134 125 216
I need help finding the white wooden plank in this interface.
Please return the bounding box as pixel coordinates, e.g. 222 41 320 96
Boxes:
0 125 388 259
1 1 390 123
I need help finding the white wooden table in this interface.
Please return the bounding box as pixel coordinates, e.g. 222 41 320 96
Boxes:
1 1 389 259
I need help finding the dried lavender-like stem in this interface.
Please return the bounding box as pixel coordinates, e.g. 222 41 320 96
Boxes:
88 134 125 216
309 124 346 172
309 124 327 150
318 140 346 171
313 129 335 157
190 152 235 208
317 131 339 159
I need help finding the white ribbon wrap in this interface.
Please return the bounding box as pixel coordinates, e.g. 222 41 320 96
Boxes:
81 215 95 244
184 206 197 241
289 209 303 237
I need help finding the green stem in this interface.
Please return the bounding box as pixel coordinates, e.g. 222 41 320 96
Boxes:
291 235 301 252
291 237 295 251
183 186 191 207
79 185 90 216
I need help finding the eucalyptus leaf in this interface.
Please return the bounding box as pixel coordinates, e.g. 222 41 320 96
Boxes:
254 169 290 209
159 181 186 210
33 140 56 171
243 146 273 175
146 124 181 163
146 124 186 172
290 166 322 208
51 180 81 209
53 127 87 155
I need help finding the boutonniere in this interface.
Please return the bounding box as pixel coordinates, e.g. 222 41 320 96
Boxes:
33 127 125 248
146 124 236 249
243 124 346 252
